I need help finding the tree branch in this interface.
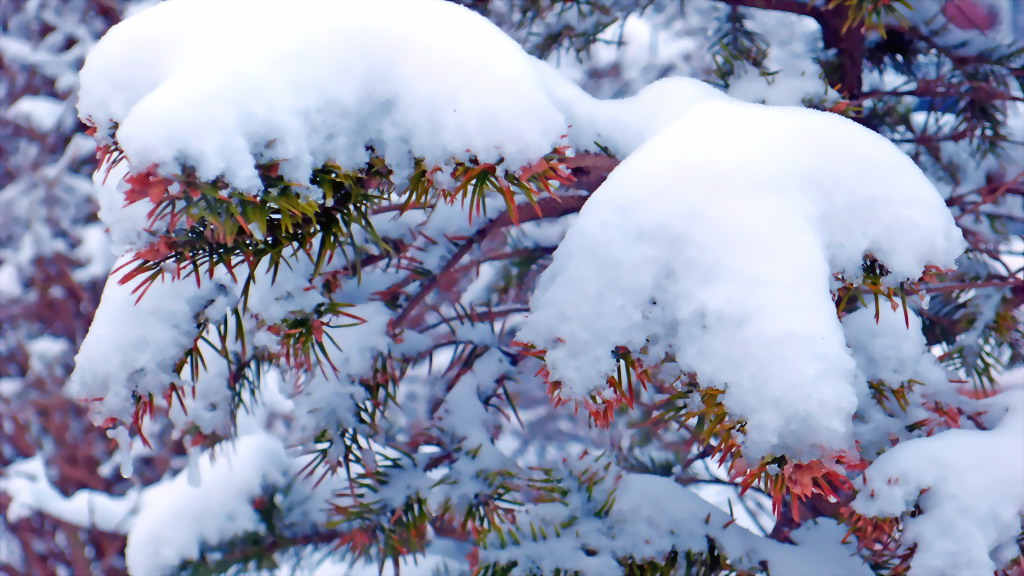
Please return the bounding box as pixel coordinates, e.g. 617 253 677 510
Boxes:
390 193 589 333
716 0 822 18
389 152 619 334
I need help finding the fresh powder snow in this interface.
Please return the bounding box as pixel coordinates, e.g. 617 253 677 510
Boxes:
520 96 966 459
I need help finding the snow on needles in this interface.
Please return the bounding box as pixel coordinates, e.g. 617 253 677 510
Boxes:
77 0 569 191
70 0 743 435
69 0 980 572
520 98 966 460
126 433 290 576
853 388 1024 576
75 0 965 472
2 433 296 576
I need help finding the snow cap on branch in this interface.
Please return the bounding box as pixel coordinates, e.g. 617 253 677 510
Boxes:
77 0 571 191
853 387 1024 576
520 97 966 460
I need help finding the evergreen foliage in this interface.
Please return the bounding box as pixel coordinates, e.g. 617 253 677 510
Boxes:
1 1 1021 575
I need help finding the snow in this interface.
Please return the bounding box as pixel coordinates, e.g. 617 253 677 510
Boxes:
73 0 601 452
611 474 869 576
1 455 137 534
65 0 993 573
289 301 394 438
91 158 151 255
487 472 870 575
0 401 341 576
272 539 466 576
435 351 509 450
71 222 117 282
841 305 965 456
77 0 571 192
66 252 223 421
3 428 326 576
25 335 71 378
0 262 22 299
724 7 830 106
689 458 775 536
520 97 965 460
77 0 741 200
842 306 949 387
0 377 24 398
532 60 731 157
125 433 291 576
5 94 67 132
852 387 1024 576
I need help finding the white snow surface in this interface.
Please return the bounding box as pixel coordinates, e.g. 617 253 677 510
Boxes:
125 433 291 576
67 252 224 421
71 0 745 438
5 94 67 132
78 0 749 199
520 97 966 460
841 305 963 456
852 387 1024 576
1 455 137 534
488 472 870 576
615 474 871 576
842 305 948 387
530 61 732 157
77 0 570 191
93 158 152 254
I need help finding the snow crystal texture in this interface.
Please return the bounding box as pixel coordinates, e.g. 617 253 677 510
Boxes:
78 0 570 191
521 97 965 459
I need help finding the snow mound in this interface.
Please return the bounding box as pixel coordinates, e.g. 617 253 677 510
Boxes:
520 97 966 459
612 474 871 576
71 0 734 440
529 59 733 157
67 252 224 421
1 455 137 534
125 433 290 576
5 94 67 132
852 388 1024 576
77 0 570 191
489 471 870 575
842 305 948 386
